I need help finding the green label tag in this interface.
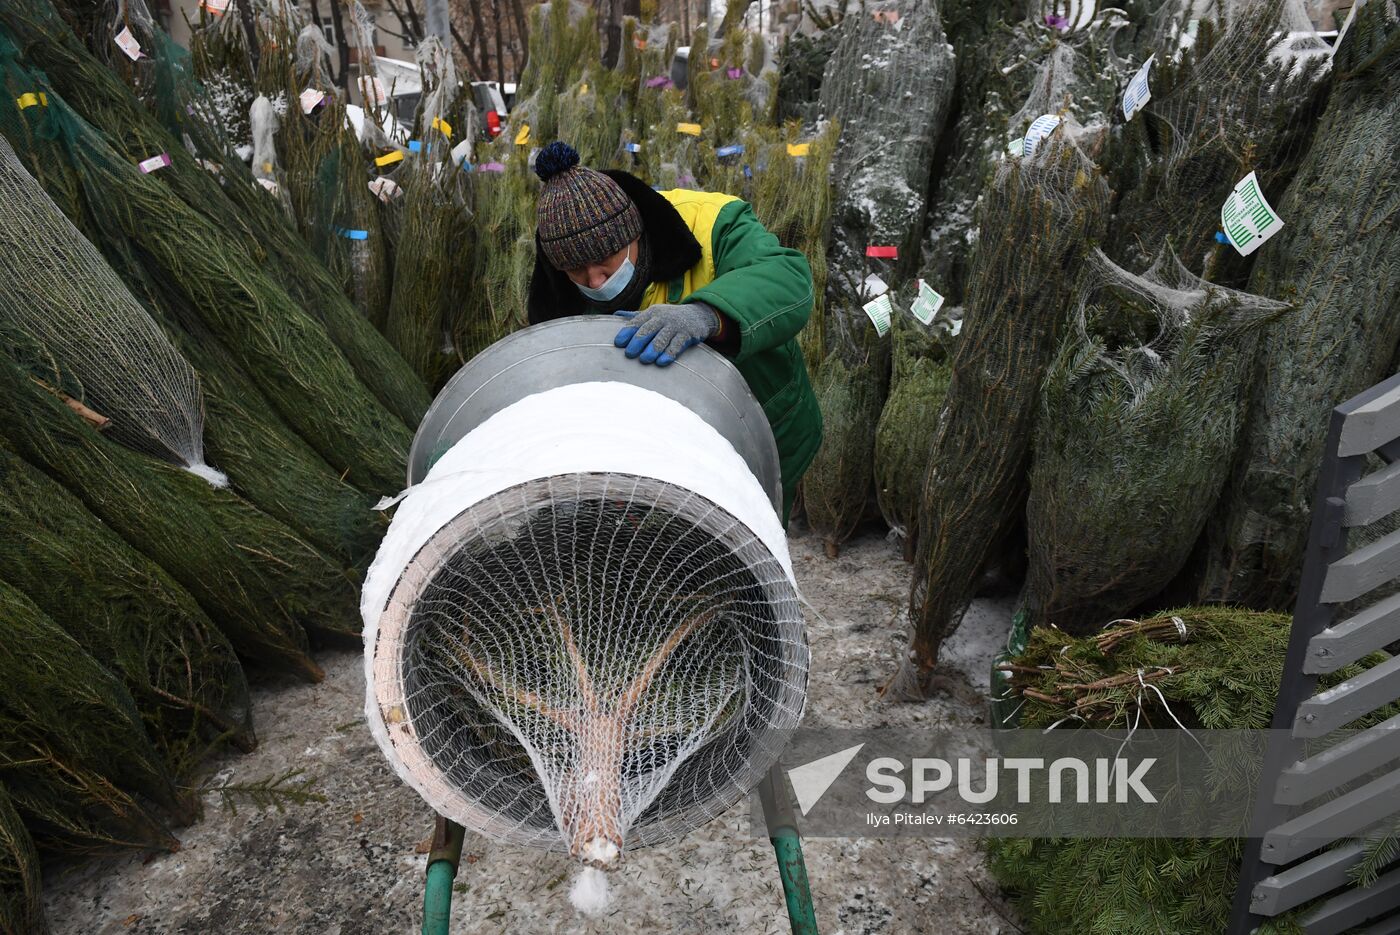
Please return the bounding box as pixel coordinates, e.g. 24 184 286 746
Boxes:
910 279 945 325
1220 171 1283 256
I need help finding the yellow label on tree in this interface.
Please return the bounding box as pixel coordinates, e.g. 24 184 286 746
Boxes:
786 142 811 157
374 150 405 167
676 122 702 136
515 124 531 145
15 92 47 109
580 83 589 94
431 116 452 138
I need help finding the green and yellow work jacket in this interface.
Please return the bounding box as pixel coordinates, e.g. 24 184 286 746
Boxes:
527 171 822 522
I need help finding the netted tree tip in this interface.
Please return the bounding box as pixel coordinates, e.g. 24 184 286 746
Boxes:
534 141 581 182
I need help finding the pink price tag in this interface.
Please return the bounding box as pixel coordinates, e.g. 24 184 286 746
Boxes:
645 75 673 89
865 245 899 259
138 152 172 174
477 162 506 172
726 67 744 79
299 88 328 114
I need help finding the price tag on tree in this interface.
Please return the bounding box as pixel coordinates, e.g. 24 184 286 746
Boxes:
1220 171 1284 256
1122 54 1154 122
863 293 893 337
676 123 703 136
515 124 531 145
1022 114 1062 157
114 26 143 61
910 279 945 325
137 152 171 174
359 75 387 108
299 88 327 114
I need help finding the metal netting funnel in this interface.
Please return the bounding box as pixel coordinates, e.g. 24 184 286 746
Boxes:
364 319 807 864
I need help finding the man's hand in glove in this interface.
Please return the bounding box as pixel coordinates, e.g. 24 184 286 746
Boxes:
613 302 723 366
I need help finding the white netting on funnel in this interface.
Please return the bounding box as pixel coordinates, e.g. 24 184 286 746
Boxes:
364 382 806 880
0 134 216 481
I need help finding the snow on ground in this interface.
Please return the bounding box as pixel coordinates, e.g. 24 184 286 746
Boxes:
41 528 1019 935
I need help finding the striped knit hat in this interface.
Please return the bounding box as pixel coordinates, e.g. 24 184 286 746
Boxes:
534 141 643 271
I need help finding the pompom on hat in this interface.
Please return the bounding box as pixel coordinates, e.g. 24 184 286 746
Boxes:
534 141 643 271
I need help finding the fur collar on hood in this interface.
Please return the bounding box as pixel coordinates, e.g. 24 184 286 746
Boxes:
526 169 703 324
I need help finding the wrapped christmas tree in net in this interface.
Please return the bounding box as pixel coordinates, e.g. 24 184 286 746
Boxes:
1023 248 1287 634
384 36 474 387
20 79 412 494
1 0 430 428
1202 1 1400 609
923 5 1127 306
0 442 253 753
0 352 339 678
0 579 185 852
988 605 1396 933
364 377 807 915
0 133 217 482
874 314 952 559
804 0 957 554
891 120 1110 699
1104 0 1329 283
0 783 44 935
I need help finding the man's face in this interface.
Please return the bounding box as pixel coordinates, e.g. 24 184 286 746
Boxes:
564 240 638 290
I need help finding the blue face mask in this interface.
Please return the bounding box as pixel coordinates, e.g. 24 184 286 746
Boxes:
576 253 635 303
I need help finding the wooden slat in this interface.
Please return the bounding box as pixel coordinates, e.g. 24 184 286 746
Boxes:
1321 526 1400 604
1294 653 1400 738
1302 864 1400 934
1307 591 1400 674
1359 913 1400 935
1346 459 1400 526
1277 714 1400 805
1339 379 1400 457
1250 842 1365 916
1261 769 1400 865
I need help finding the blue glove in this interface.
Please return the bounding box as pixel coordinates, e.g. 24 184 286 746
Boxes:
613 303 722 366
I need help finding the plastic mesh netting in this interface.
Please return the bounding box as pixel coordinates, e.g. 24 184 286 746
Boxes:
370 473 806 862
1024 247 1287 634
372 467 806 884
0 134 213 479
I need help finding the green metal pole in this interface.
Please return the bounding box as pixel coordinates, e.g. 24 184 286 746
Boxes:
758 764 819 935
422 815 465 935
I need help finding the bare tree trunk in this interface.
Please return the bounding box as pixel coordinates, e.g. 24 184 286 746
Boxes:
450 21 480 77
508 0 529 76
494 1 505 88
327 0 352 90
235 0 260 72
682 0 690 43
465 0 492 85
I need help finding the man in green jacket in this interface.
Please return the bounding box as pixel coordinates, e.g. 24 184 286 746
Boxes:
526 141 822 524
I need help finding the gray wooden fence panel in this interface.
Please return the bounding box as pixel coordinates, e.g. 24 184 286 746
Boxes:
1321 526 1400 605
1346 458 1400 526
1359 912 1400 935
1262 769 1400 865
1276 713 1400 805
1307 591 1400 674
1338 380 1400 457
1294 653 1400 738
1249 842 1366 916
1301 864 1400 935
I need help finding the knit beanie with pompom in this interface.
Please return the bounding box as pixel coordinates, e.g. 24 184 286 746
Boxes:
534 141 644 271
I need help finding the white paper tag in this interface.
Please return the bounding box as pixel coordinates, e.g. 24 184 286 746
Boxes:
358 76 387 108
201 0 231 12
861 273 889 301
1122 54 1154 122
257 177 279 194
1220 171 1284 256
910 279 945 325
114 26 143 61
299 87 327 114
368 176 402 202
1007 136 1025 155
950 317 963 336
137 152 171 173
862 293 893 337
1023 114 1062 157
